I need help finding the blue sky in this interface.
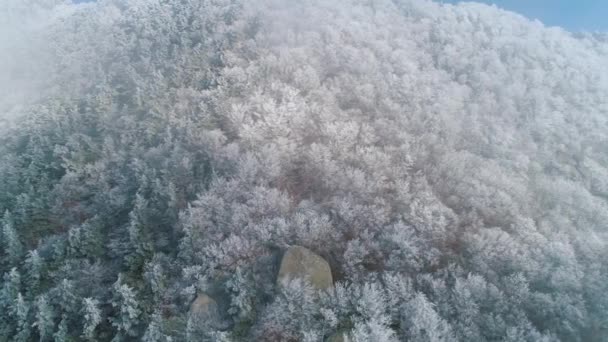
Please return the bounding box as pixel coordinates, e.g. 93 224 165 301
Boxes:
71 0 607 32
441 0 608 32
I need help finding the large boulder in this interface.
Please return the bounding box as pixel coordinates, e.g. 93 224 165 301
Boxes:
277 246 333 290
189 293 221 326
326 330 348 342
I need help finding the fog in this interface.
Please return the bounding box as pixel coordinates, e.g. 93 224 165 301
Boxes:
1 2 66 123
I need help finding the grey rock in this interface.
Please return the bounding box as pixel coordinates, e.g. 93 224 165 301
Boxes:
189 293 221 326
277 246 333 290
326 330 348 342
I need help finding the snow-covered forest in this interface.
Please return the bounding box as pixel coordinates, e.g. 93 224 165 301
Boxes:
1 0 607 341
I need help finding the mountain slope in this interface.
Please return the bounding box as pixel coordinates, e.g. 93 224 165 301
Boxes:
0 0 607 340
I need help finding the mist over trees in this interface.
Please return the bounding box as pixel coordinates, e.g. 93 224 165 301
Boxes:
1 0 607 341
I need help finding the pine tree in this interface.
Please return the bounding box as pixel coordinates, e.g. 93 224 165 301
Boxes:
403 293 455 342
2 210 23 267
142 310 166 342
256 278 318 340
34 294 55 342
144 257 166 305
1 267 21 307
13 293 32 342
24 249 43 297
0 269 21 339
126 194 153 272
110 275 141 339
55 279 79 318
53 315 68 342
68 217 104 259
351 318 397 342
82 297 102 340
226 266 255 321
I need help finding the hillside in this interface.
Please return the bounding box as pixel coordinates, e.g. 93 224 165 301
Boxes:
1 0 607 341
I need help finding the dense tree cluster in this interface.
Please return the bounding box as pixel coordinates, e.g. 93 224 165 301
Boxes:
1 0 607 340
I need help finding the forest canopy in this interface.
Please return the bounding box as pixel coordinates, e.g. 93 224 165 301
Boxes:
1 0 607 341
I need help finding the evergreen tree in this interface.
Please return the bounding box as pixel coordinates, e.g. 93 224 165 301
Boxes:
24 249 43 297
82 297 102 340
13 293 32 342
126 194 153 273
403 293 455 342
226 266 256 321
110 275 141 339
54 279 79 319
1 267 21 308
67 217 104 259
142 310 166 342
2 210 23 268
53 315 68 342
0 269 21 339
34 294 55 342
143 257 166 305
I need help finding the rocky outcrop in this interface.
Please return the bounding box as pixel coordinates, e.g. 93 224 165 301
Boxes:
189 293 221 326
326 330 348 342
277 246 333 290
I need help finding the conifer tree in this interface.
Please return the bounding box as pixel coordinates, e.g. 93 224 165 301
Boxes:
2 211 23 268
53 315 68 342
24 250 43 297
126 194 153 272
110 275 141 339
142 310 166 342
13 293 31 342
1 268 20 308
34 294 55 342
81 297 102 340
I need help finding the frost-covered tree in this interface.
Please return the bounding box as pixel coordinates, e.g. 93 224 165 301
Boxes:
34 294 55 342
82 297 102 340
24 250 43 297
2 211 22 267
403 293 455 342
13 293 31 342
53 279 79 321
110 275 142 340
126 194 154 272
0 268 22 337
256 278 320 341
142 310 167 342
53 316 68 342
